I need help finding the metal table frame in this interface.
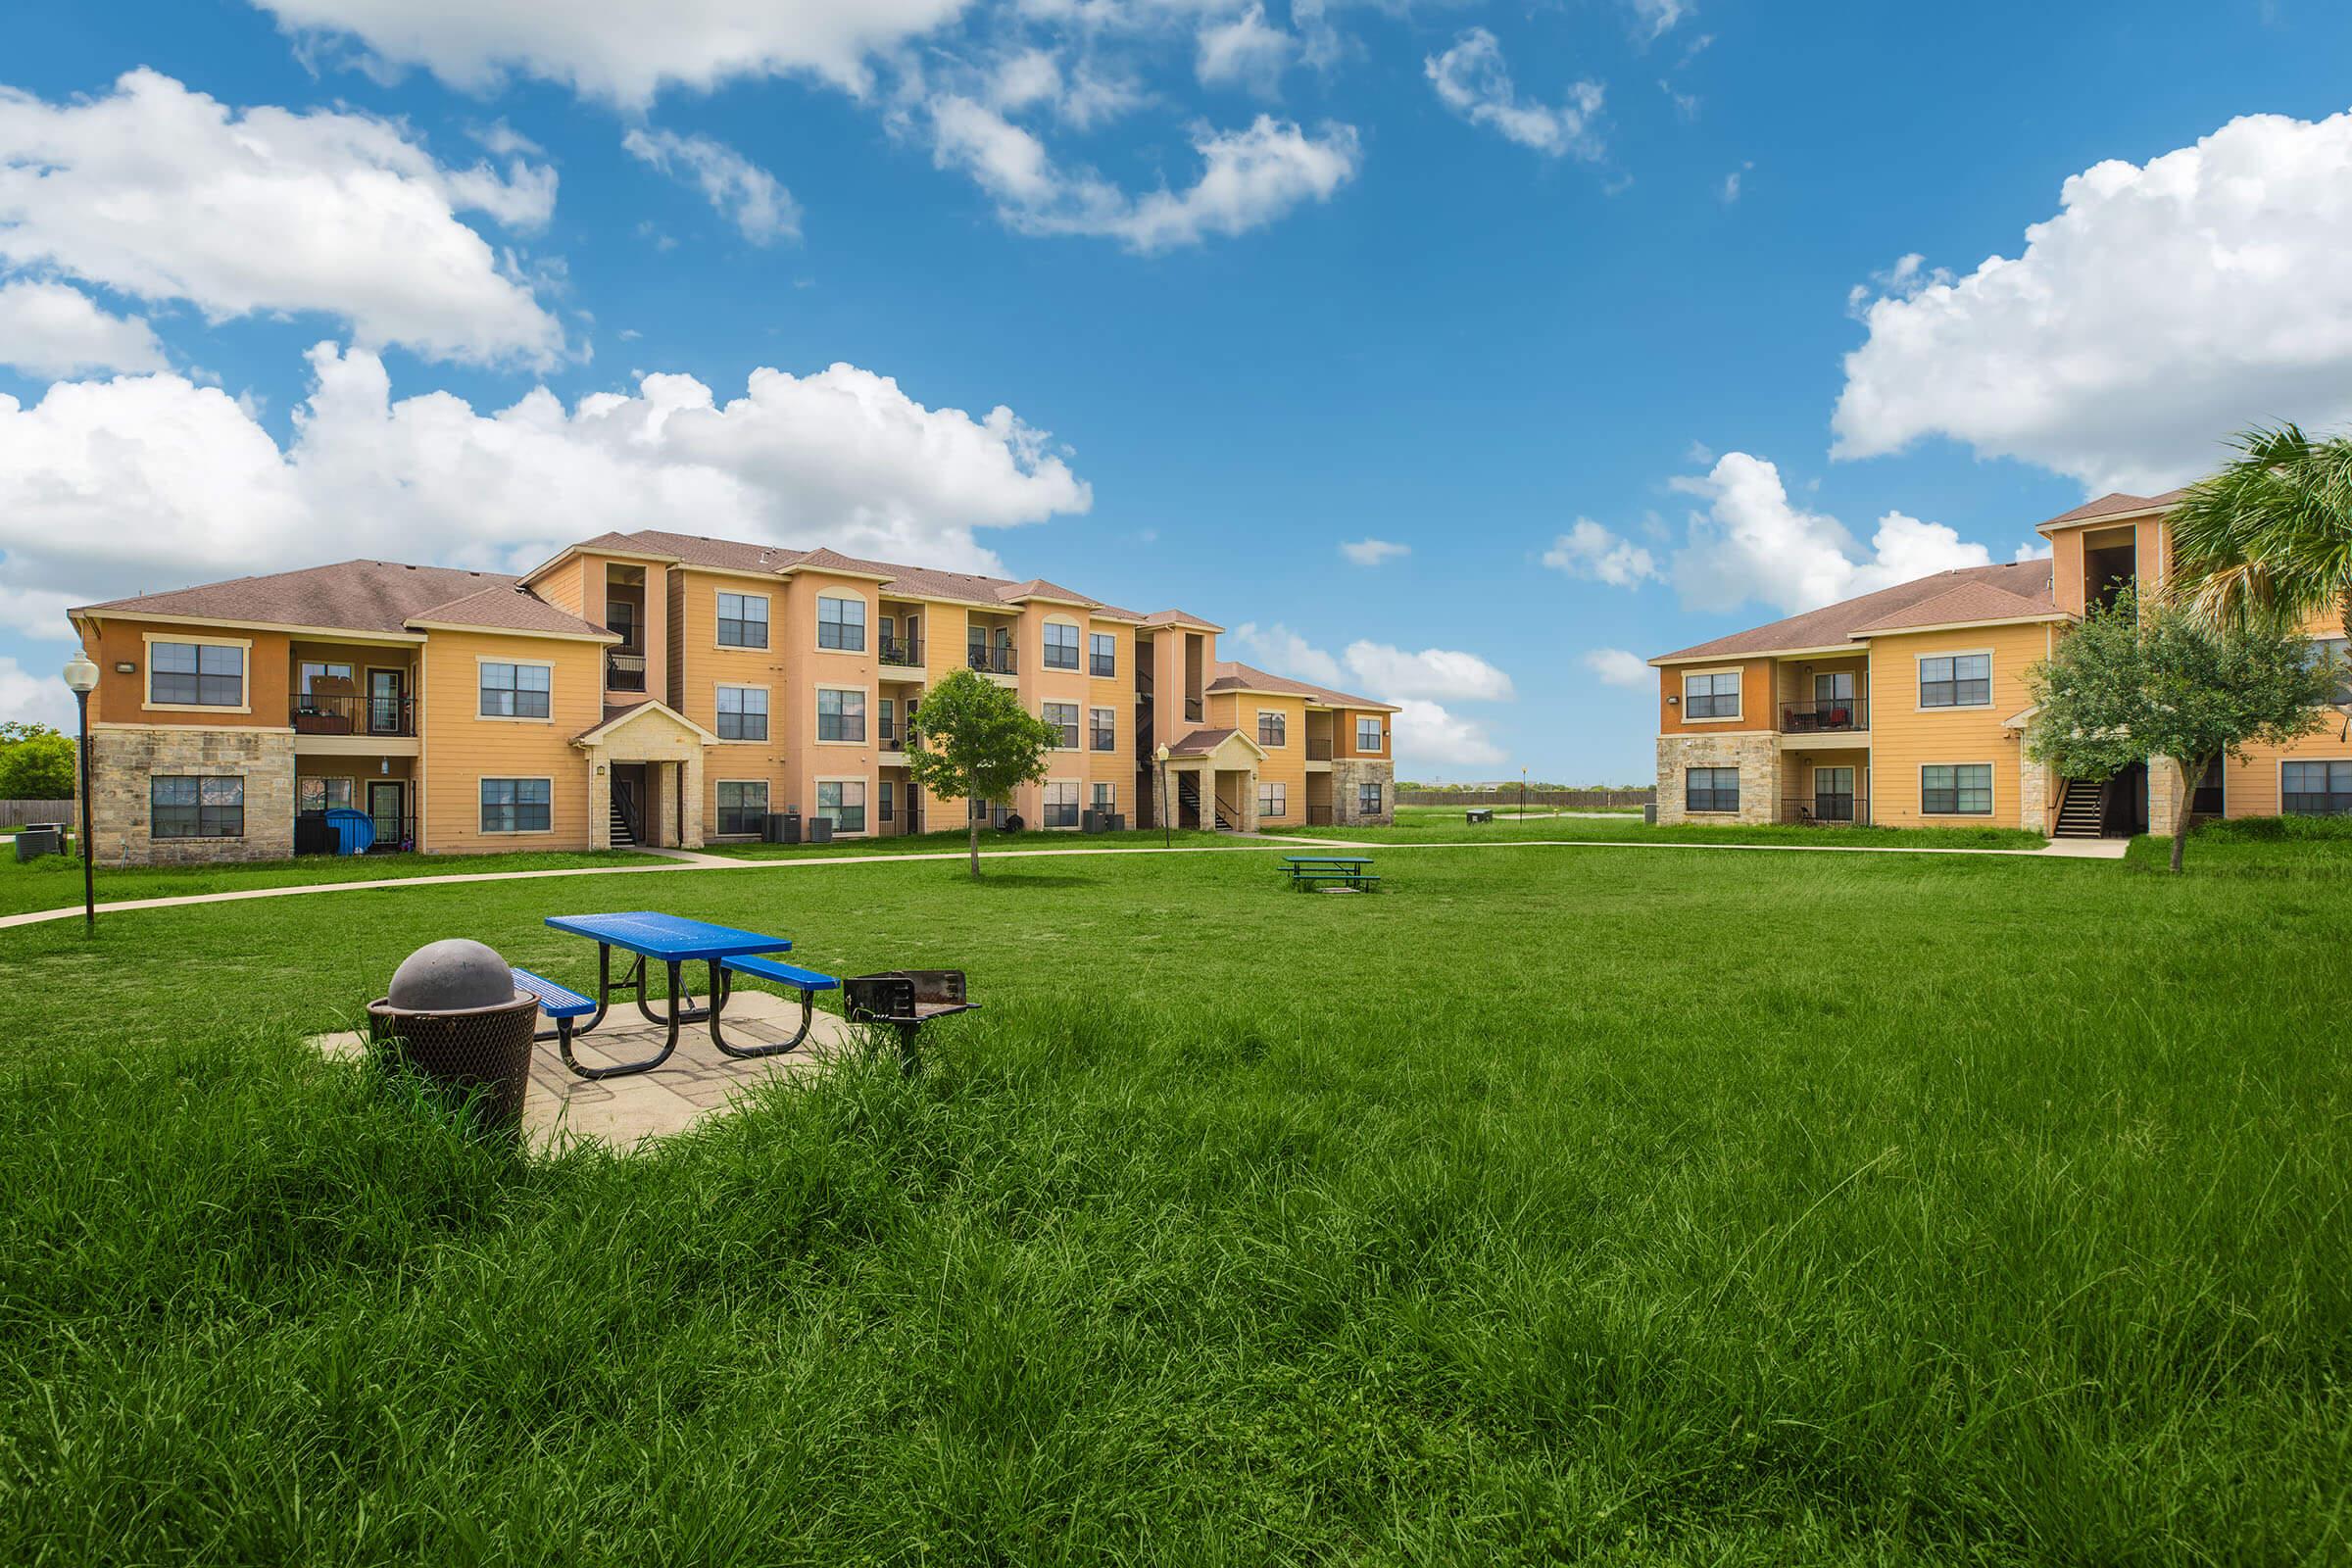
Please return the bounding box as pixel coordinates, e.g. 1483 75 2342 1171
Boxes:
542 911 810 1079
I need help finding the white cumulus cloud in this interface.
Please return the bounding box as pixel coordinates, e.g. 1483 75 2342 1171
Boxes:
1389 698 1504 769
1834 108 2352 495
0 654 73 727
0 343 1091 613
1197 5 1294 96
252 0 970 107
1582 648 1650 688
1227 622 1512 771
0 280 168 378
0 70 564 367
1425 28 1604 161
1543 518 1660 587
1339 537 1407 565
623 127 801 244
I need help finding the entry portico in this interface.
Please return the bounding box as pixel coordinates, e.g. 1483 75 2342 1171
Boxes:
1158 726 1269 832
575 702 720 850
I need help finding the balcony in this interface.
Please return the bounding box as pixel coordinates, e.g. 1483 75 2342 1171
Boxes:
1780 700 1869 735
967 644 1018 676
877 719 918 754
880 634 923 670
1184 696 1203 724
1780 796 1872 826
1305 805 1334 825
291 692 414 738
606 650 646 693
1305 736 1334 761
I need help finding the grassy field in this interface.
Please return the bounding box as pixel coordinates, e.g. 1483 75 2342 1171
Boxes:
1 830 2345 1563
1298 810 2048 851
702 824 1242 859
0 845 653 918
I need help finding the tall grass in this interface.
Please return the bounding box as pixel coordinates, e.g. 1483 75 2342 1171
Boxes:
0 843 2345 1563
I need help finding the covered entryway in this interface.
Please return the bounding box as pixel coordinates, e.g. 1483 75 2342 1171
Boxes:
573 702 721 850
1157 727 1269 833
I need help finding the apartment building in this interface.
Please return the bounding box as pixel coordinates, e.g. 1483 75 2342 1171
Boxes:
1649 489 2351 836
66 531 1396 864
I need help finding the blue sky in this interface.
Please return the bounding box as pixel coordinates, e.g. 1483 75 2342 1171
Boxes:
4 0 2351 780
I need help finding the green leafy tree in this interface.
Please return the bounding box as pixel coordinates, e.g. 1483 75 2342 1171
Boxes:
904 667 1057 878
2026 587 2330 872
0 722 75 801
2170 424 2352 642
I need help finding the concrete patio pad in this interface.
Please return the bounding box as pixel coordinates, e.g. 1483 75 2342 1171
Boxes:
308 988 863 1151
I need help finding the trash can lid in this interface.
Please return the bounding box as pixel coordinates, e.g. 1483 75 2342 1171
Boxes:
386 938 515 1010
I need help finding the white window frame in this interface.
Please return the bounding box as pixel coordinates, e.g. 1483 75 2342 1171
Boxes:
2280 758 2352 816
1355 715 1385 751
1918 761 1995 817
1089 630 1117 678
475 656 554 723
714 589 771 651
478 776 555 835
1043 701 1081 751
714 778 770 838
1915 649 1994 711
296 774 357 813
814 684 868 745
1256 710 1288 749
1091 781 1116 814
1685 765 1740 814
1042 778 1081 829
1041 617 1082 671
143 632 252 714
151 774 247 839
713 682 770 744
813 776 870 836
1681 667 1742 723
815 593 868 653
1257 779 1287 818
1090 706 1117 752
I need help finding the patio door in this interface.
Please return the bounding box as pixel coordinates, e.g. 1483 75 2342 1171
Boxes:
368 781 405 849
367 668 405 734
1814 766 1855 822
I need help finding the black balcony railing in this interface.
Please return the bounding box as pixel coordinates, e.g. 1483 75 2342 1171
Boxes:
967 644 1018 675
1781 796 1872 826
1781 700 1869 734
292 692 415 737
606 650 646 692
1305 737 1334 760
880 635 923 668
1305 805 1334 825
1185 697 1203 723
878 720 920 752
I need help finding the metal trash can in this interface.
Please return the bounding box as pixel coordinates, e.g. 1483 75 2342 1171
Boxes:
1643 804 1658 825
366 939 536 1132
807 816 834 845
15 826 61 861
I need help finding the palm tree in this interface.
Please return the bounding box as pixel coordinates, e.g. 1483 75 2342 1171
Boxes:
2169 423 2352 642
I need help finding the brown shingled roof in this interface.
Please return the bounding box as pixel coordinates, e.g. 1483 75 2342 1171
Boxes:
410 582 615 639
75 560 515 635
1848 579 2066 634
1163 727 1240 757
2034 487 2186 532
1206 660 1396 712
1652 560 2060 663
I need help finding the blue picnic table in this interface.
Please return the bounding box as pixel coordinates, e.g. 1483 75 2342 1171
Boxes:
542 910 820 1078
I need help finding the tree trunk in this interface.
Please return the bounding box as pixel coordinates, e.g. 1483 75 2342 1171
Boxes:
968 809 981 879
2170 754 2201 874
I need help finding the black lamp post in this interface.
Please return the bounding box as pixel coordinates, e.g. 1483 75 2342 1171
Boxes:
1155 743 1172 848
62 652 99 933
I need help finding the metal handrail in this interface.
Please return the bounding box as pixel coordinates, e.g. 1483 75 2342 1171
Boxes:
1780 796 1871 825
967 645 1018 675
605 650 646 692
292 692 415 737
1305 737 1333 760
1780 700 1870 734
880 635 923 668
1304 805 1334 825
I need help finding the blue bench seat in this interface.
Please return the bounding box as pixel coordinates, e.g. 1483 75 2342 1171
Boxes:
513 966 596 1018
720 955 841 993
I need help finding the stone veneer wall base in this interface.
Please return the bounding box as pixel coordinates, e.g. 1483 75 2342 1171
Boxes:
91 724 295 865
1655 732 1781 826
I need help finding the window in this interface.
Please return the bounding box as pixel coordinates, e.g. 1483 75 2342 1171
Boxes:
1043 780 1080 827
878 697 897 747
716 780 768 836
816 779 866 834
479 662 552 719
715 685 768 741
817 688 866 742
1686 766 1740 813
296 776 354 812
152 776 243 838
1090 632 1116 677
299 661 354 693
879 778 895 827
480 777 552 833
1356 716 1384 751
817 595 866 651
1815 671 1855 704
716 592 769 649
2191 756 2225 815
150 641 244 708
1919 654 1991 709
1921 763 1992 815
1257 710 1288 748
2283 760 2352 815
1091 707 1117 752
1043 621 1080 670
1257 780 1287 818
1357 782 1383 816
2306 637 2352 707
1813 766 1855 823
1684 670 1740 719
1092 782 1115 814
608 599 638 650
1044 702 1080 749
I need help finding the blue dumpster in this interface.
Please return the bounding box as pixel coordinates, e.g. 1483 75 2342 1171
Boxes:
323 807 377 856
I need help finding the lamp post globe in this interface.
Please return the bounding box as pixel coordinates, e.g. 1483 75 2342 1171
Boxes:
62 653 100 934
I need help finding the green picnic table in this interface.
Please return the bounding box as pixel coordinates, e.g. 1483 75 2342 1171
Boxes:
1283 855 1380 891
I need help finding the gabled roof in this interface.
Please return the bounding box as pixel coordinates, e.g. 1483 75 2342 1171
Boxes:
1847 580 2069 634
2034 487 2187 533
1206 659 1397 713
571 699 721 746
74 560 511 636
1162 726 1267 760
1651 560 2060 663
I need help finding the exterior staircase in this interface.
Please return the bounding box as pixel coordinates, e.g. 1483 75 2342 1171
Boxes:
610 796 638 848
2054 778 2105 839
1175 774 1241 832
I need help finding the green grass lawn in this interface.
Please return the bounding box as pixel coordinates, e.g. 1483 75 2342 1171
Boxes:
1 832 2345 1563
0 845 654 918
702 824 1243 859
1302 810 2049 851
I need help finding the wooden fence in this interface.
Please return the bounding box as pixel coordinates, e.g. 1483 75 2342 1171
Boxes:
0 800 75 829
1397 787 1654 810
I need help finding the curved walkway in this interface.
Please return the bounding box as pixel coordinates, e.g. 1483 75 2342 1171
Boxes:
0 833 2121 932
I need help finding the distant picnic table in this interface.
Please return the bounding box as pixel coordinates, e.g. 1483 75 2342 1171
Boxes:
1282 855 1380 891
